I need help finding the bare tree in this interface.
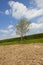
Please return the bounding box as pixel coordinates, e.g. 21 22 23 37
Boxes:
16 18 31 41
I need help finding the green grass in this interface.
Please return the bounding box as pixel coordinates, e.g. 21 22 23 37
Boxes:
0 38 43 45
0 33 43 45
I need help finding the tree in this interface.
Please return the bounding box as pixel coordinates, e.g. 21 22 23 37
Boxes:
16 18 31 41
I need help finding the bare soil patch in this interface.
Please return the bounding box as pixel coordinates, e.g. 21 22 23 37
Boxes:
0 43 43 65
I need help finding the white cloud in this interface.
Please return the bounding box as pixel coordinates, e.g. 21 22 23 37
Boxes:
0 24 19 40
29 22 43 34
30 23 43 29
5 1 43 19
35 0 43 8
8 25 14 29
5 10 10 15
8 1 15 7
0 30 9 33
24 9 43 19
0 25 14 35
9 29 14 32
30 23 43 33
8 1 27 19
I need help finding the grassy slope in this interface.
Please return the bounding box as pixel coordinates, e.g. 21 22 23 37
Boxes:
0 33 43 45
0 38 43 45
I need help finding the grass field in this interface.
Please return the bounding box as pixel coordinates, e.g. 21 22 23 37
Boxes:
0 38 43 45
0 33 43 45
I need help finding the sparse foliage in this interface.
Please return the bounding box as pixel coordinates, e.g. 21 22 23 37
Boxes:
16 18 31 41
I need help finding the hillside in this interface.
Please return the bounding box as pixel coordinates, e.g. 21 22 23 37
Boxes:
0 33 43 45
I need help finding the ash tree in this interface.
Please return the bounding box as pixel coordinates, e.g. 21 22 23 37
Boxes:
16 18 31 41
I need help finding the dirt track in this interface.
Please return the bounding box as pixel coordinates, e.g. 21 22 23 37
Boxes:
0 43 43 65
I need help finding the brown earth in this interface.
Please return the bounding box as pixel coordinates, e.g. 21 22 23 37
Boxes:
0 43 43 65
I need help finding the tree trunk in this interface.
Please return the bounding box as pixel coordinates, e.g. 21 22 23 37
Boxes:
21 36 23 41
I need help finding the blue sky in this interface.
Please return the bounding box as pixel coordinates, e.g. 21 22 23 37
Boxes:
0 0 43 40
